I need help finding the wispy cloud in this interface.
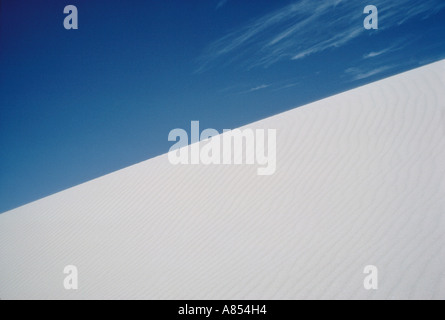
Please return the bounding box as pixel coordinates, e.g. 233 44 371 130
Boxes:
345 65 395 80
417 53 445 66
363 49 392 59
273 82 300 91
362 39 411 59
221 76 304 95
198 0 445 71
240 84 270 94
249 84 269 92
216 0 228 10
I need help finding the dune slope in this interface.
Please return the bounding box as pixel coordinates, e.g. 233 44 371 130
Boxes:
1 60 445 300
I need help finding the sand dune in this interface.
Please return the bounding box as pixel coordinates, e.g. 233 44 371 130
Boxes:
1 60 445 300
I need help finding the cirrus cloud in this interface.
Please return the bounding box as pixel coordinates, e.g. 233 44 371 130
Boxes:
197 0 445 72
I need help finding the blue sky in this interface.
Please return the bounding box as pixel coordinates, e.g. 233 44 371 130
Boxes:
1 0 444 213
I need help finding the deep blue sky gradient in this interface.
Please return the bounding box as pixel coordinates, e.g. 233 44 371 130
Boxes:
1 0 445 213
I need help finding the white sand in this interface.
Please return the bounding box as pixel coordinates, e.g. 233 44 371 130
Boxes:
1 60 445 300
